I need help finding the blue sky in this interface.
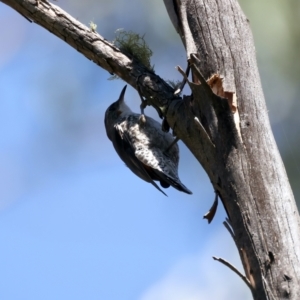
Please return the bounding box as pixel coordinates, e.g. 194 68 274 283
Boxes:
0 1 298 299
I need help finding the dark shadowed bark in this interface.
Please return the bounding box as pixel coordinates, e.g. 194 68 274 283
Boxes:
2 0 300 299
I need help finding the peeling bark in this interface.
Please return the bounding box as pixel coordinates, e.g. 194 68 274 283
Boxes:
2 0 300 299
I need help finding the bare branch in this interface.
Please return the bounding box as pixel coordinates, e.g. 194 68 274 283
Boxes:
1 0 176 118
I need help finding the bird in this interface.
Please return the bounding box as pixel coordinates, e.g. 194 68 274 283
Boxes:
104 85 192 196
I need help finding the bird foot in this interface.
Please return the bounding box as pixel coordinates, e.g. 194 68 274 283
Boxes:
136 84 148 115
139 114 147 125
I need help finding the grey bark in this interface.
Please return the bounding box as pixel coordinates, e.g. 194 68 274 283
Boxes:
2 0 300 299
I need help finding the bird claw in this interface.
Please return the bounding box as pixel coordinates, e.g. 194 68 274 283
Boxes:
139 114 147 125
136 83 149 115
140 100 148 115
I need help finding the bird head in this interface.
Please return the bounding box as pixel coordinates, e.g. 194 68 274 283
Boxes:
104 85 132 138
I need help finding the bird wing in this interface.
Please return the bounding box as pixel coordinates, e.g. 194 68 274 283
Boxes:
139 153 192 195
131 124 193 195
112 123 167 196
150 167 192 194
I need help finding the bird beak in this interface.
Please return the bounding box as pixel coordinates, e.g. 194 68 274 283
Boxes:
117 85 127 103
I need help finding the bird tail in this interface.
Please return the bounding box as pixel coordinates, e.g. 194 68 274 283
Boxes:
153 170 192 195
162 177 192 194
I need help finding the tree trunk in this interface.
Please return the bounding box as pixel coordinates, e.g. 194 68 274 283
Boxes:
163 1 300 299
2 0 300 299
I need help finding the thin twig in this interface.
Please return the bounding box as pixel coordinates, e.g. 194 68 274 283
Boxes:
223 219 236 244
194 117 215 148
174 64 190 95
212 256 253 291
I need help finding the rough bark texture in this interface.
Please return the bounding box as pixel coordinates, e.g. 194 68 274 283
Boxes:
169 58 300 299
165 1 300 299
2 0 300 299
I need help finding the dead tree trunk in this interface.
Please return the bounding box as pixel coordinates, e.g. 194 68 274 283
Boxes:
2 0 300 299
163 1 300 299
